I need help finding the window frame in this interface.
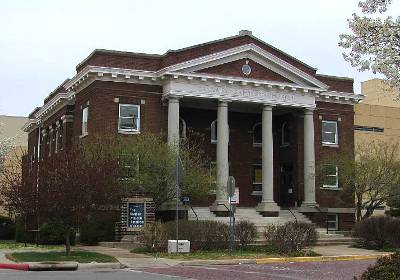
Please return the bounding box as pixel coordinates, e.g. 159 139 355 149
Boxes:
322 164 339 189
253 122 262 147
321 120 338 145
118 104 141 134
81 107 89 137
179 117 187 140
281 121 290 147
327 214 338 231
252 164 262 194
211 120 217 144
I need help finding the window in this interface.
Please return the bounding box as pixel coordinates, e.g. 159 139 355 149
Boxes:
58 124 63 151
322 120 338 145
211 120 217 143
322 165 339 189
281 121 290 146
118 104 140 133
253 123 262 146
179 117 187 140
327 214 338 231
252 164 262 192
81 107 88 136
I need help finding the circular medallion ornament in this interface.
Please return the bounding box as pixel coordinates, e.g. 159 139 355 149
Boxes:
242 63 251 76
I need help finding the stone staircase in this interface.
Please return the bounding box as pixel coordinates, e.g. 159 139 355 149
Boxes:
188 207 355 245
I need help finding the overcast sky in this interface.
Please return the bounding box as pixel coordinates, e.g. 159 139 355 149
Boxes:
1 0 398 117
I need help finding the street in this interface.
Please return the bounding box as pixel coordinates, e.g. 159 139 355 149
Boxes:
0 260 375 280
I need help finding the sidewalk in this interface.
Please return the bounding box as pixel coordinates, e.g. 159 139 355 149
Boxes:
78 246 181 268
78 244 391 268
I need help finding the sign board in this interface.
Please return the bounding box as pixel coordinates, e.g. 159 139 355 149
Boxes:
227 176 236 198
181 196 190 205
229 188 240 204
127 202 145 228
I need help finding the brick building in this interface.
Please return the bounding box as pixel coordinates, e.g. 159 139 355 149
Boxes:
23 31 362 231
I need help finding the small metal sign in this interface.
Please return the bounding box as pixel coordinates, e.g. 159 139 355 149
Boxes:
227 176 236 198
182 196 190 205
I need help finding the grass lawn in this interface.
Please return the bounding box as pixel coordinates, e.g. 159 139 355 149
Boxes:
0 240 63 250
132 246 320 260
9 251 118 263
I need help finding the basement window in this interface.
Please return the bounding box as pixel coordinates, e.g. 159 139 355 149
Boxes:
327 214 338 231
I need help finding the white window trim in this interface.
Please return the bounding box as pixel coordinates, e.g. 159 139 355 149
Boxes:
211 120 217 144
118 104 141 134
81 107 89 137
327 214 338 231
252 122 262 147
281 121 290 147
322 165 339 189
322 120 338 145
252 164 262 195
179 117 187 140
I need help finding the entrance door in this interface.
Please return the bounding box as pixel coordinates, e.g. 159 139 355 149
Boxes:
280 164 295 207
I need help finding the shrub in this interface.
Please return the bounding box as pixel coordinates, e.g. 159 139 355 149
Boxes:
356 253 400 280
235 221 257 247
139 222 167 252
0 215 15 240
79 218 116 245
39 219 76 245
139 220 230 252
264 222 317 253
353 216 400 249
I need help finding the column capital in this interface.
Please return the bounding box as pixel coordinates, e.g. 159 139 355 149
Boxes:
304 107 316 114
262 104 274 111
167 95 181 102
217 99 231 105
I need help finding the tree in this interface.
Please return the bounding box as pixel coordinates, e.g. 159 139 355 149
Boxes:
339 0 400 90
0 143 123 255
0 122 15 173
325 141 400 221
115 132 211 210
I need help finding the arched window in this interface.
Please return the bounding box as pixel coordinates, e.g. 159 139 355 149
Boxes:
179 117 187 140
281 121 290 146
253 122 262 146
211 120 217 143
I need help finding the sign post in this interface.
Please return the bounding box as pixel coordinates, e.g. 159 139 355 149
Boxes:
227 176 236 255
175 155 185 254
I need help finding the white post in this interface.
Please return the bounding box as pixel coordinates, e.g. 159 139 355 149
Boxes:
167 96 180 147
210 100 230 213
302 108 317 207
256 104 279 216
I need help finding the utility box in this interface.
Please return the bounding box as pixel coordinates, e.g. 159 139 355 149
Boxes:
168 240 190 253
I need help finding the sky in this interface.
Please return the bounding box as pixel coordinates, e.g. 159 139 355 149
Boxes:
1 0 398 117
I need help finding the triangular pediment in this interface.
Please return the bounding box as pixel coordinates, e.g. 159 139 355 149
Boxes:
161 44 329 89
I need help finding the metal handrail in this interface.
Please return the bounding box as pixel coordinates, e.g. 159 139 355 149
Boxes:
287 207 298 223
189 206 199 221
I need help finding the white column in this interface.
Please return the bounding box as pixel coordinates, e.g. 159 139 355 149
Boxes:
257 104 279 215
303 108 317 207
210 100 230 212
167 96 180 147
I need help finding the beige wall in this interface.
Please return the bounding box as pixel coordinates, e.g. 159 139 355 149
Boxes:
355 79 400 146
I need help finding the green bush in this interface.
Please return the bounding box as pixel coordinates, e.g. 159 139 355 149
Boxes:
39 219 76 245
264 222 317 253
0 215 15 240
139 220 230 252
353 216 400 249
356 253 400 280
387 208 400 217
235 221 257 247
79 219 116 245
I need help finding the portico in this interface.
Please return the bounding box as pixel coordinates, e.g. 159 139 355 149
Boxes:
164 74 321 216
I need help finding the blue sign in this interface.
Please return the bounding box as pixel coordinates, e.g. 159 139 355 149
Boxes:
128 203 145 228
182 196 190 205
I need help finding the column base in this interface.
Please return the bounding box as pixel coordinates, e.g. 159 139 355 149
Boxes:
210 201 231 217
256 201 280 217
298 202 319 213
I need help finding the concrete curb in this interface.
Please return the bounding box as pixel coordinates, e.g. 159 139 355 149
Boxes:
28 262 78 271
78 262 121 270
255 254 391 264
0 263 29 271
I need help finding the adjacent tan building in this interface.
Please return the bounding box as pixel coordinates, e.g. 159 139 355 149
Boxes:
355 79 400 146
